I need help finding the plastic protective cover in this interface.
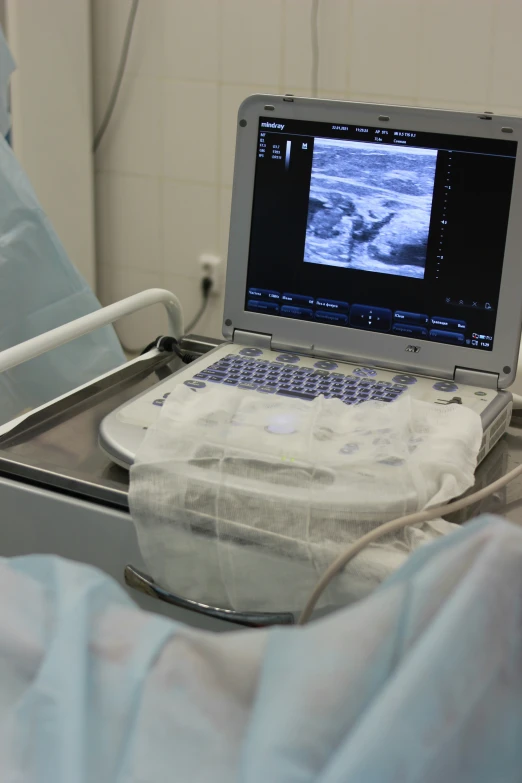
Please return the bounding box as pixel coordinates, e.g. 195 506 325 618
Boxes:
0 135 125 424
129 385 482 612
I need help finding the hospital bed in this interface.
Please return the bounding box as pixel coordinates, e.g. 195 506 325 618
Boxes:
0 291 521 630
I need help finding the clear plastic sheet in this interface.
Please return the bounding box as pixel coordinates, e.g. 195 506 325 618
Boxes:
0 132 125 424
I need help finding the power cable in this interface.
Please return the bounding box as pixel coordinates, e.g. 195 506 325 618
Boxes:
298 457 522 624
93 0 140 153
185 277 213 334
310 0 320 97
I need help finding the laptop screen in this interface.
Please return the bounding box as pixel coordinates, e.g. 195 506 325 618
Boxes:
245 116 517 352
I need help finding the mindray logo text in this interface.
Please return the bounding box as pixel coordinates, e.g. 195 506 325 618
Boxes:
261 122 285 130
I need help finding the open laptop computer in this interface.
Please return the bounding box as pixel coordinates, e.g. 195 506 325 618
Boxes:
100 95 522 469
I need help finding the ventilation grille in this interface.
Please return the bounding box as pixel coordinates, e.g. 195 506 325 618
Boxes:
479 408 510 464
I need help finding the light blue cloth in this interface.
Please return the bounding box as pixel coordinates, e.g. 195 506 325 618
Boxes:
0 27 124 424
0 25 15 138
0 515 521 781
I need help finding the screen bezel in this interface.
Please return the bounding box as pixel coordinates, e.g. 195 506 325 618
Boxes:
223 95 522 388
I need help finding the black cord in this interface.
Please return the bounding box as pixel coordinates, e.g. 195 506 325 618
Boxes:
186 276 213 333
139 335 196 363
93 0 140 153
139 276 214 359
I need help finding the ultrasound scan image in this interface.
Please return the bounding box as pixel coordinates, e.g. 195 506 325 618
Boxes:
304 139 437 279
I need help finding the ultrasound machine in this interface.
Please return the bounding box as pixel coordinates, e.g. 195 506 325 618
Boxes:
100 95 522 469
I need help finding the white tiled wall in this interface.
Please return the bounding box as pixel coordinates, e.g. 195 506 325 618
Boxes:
92 0 522 350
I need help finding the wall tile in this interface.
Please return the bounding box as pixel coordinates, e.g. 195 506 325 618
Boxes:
349 0 420 100
162 181 219 278
95 76 163 176
165 0 220 81
222 0 283 86
96 172 162 273
164 81 219 183
283 0 312 92
220 83 275 186
490 0 522 113
98 265 167 351
317 0 350 94
418 0 493 108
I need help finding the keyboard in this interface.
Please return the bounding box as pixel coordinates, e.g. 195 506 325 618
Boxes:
182 353 407 405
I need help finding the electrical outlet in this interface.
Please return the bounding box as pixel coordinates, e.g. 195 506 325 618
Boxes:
199 253 222 295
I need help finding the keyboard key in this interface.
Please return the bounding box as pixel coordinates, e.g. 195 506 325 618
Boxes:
315 360 338 371
257 386 277 393
238 383 258 390
223 378 238 385
208 376 225 383
184 380 206 389
193 373 209 379
277 389 317 401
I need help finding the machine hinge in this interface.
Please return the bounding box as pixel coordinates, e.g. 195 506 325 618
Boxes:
454 366 499 390
232 329 272 349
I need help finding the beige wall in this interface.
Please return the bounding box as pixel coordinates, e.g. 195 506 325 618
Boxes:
6 0 96 289
92 0 522 351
